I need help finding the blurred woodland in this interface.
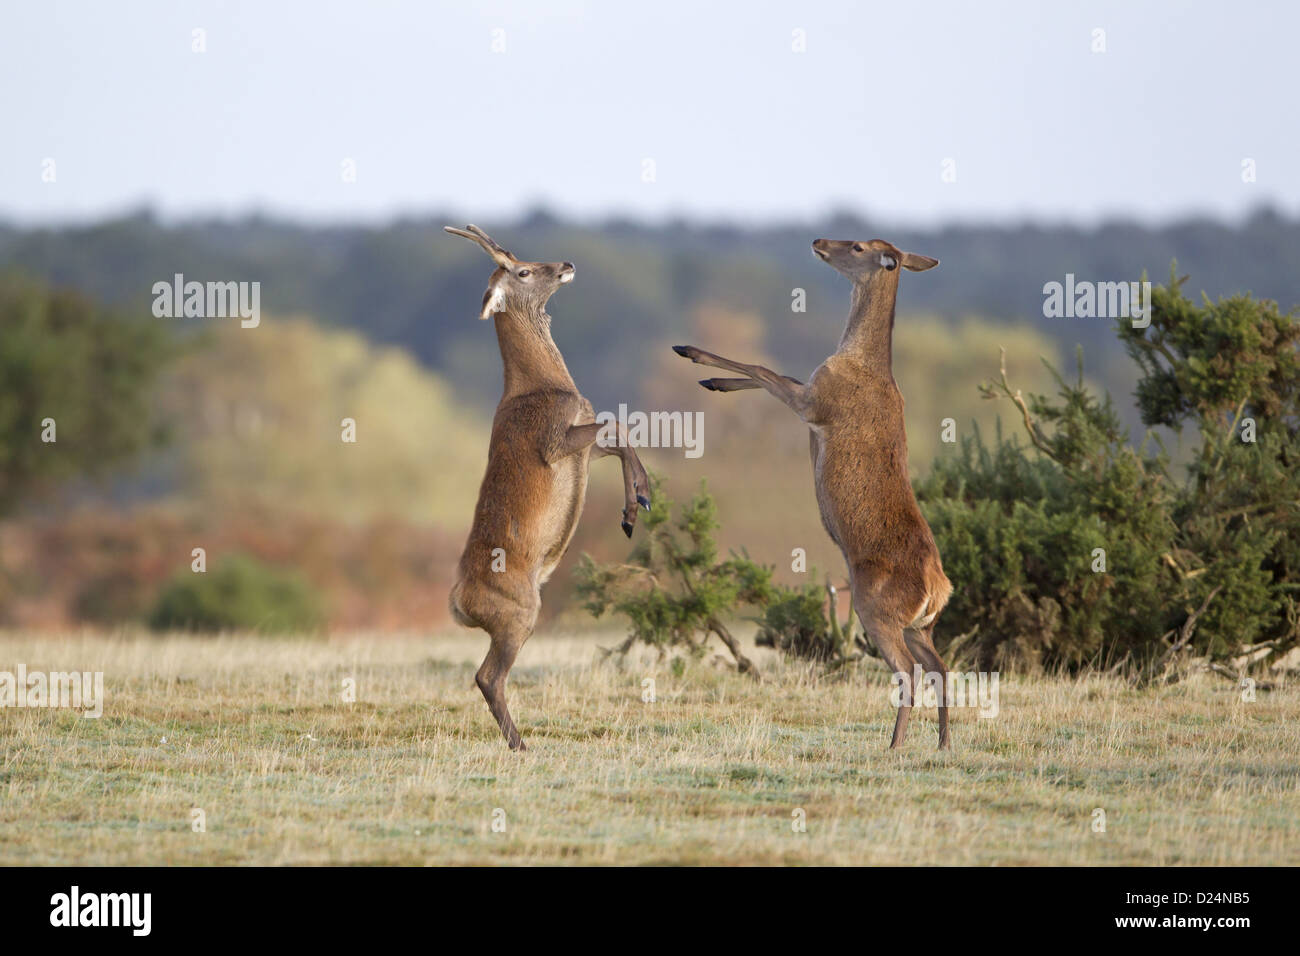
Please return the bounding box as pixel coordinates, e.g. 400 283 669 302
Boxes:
1 209 1297 634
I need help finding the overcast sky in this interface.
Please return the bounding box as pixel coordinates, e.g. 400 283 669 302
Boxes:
2 0 1296 227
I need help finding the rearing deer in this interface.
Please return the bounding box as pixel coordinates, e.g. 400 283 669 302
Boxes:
444 224 650 750
673 238 952 749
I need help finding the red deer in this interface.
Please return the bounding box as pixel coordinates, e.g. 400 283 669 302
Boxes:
445 225 650 750
673 238 952 749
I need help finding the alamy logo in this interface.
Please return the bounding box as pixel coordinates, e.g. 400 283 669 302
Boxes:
1042 274 1151 328
595 404 704 459
151 273 260 328
0 665 103 718
50 886 151 936
890 666 1000 718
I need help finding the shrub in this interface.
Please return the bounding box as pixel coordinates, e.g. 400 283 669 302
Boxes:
918 267 1299 679
574 481 778 674
755 580 866 664
576 481 866 672
148 554 326 634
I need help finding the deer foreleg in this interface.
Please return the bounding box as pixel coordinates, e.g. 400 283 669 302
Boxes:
698 377 763 392
672 345 810 417
547 421 605 462
553 421 650 537
590 423 651 537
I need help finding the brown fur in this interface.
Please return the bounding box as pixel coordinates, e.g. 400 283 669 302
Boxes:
444 225 649 750
673 237 953 749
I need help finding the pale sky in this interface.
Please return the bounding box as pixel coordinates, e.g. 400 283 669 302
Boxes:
2 0 1296 226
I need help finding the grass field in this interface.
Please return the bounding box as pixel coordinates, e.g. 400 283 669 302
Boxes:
1 629 1297 866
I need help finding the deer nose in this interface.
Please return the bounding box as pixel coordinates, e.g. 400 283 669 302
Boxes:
562 262 574 270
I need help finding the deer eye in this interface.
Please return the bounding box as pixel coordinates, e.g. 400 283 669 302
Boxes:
517 269 531 278
852 243 864 253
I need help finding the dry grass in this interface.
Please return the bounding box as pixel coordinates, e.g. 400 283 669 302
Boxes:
1 629 1297 865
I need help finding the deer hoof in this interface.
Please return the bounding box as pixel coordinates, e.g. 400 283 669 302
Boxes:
672 345 696 360
621 519 634 538
637 494 651 511
699 378 718 390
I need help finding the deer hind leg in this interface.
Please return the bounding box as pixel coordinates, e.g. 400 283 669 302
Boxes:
671 346 809 416
856 606 918 749
905 624 951 750
476 604 537 751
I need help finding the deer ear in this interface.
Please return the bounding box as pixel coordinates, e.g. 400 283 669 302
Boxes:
901 251 940 272
479 276 506 320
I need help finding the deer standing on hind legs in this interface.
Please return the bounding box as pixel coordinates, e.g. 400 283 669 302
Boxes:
444 224 650 751
673 238 953 749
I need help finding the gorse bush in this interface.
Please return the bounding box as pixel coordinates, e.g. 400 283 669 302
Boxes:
917 413 1176 674
755 579 866 664
1122 269 1299 663
576 481 869 671
754 584 837 661
149 554 326 634
919 267 1299 679
574 482 772 674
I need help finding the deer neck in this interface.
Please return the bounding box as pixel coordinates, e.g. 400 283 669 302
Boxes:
494 306 576 398
835 274 899 378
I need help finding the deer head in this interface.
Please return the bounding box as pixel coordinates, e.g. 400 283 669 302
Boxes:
811 238 938 284
444 224 575 320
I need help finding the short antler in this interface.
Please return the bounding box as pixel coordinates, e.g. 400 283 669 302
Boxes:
443 223 515 267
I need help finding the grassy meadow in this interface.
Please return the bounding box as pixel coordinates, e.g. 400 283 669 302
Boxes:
1 629 1297 866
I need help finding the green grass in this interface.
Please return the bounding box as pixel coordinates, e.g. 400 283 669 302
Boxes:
1 630 1297 865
